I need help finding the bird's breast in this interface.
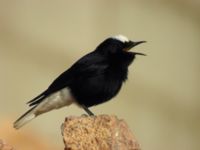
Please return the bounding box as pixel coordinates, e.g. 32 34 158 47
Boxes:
70 68 127 107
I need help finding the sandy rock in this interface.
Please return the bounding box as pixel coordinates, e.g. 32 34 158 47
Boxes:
62 115 140 150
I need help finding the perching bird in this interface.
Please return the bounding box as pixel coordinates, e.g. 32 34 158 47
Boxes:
14 35 146 129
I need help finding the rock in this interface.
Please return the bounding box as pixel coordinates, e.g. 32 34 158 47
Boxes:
62 115 140 150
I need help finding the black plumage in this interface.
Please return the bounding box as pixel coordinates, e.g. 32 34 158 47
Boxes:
14 35 145 129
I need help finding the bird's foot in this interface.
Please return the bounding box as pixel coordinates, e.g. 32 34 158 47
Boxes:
82 105 95 116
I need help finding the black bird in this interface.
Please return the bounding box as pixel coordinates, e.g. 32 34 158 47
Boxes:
14 35 145 129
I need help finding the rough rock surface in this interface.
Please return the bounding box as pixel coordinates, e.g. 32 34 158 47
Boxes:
62 115 140 150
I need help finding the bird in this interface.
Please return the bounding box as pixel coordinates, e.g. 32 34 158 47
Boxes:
13 35 146 129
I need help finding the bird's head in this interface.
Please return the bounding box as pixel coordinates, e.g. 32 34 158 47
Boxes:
95 35 146 56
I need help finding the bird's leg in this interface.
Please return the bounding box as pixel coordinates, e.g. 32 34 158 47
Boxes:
82 105 94 116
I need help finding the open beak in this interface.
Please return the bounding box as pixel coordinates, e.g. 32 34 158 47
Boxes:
123 40 146 55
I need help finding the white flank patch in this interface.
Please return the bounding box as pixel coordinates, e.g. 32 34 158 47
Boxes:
112 35 129 43
35 87 74 115
13 87 74 129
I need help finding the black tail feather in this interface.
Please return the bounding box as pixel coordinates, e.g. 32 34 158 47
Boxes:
27 90 47 106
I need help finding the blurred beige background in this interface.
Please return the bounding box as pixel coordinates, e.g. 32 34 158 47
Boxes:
0 0 199 150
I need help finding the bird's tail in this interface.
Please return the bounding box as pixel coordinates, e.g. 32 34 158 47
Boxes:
13 106 37 129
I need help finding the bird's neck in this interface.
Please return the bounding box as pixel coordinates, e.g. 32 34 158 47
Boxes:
106 52 135 81
109 52 135 68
